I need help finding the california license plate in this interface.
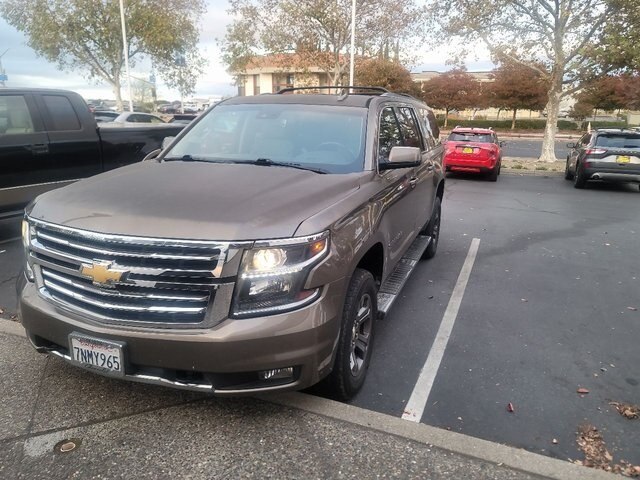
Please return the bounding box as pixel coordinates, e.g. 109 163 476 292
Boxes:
69 334 124 375
617 155 631 164
463 147 474 154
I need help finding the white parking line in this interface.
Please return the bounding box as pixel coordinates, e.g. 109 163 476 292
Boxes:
402 238 481 423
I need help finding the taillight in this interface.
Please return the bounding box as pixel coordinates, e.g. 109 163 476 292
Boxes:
585 148 607 155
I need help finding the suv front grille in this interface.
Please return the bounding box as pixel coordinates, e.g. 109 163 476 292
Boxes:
28 219 237 327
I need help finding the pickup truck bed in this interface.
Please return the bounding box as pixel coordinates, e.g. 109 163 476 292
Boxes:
0 88 183 219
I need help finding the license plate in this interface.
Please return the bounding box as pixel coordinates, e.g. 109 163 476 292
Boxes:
617 155 631 164
69 334 124 375
463 147 474 154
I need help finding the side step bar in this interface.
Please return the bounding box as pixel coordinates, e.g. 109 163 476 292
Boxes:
377 235 431 319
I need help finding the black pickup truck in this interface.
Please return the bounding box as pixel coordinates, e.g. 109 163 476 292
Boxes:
0 88 184 219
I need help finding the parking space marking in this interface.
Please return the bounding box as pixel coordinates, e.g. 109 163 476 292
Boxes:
402 238 481 423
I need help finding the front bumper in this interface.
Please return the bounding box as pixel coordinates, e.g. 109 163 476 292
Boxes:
19 276 347 395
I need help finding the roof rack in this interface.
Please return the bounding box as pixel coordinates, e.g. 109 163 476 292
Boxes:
276 86 389 95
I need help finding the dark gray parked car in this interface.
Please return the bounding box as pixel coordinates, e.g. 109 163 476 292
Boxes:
565 129 640 189
19 86 445 400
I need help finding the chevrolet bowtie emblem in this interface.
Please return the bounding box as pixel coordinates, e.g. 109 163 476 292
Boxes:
81 261 128 287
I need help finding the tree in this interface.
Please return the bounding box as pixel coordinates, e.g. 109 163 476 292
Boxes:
355 58 420 96
489 62 548 129
595 0 640 74
574 76 626 119
220 0 425 86
432 0 612 161
0 0 206 110
419 68 481 127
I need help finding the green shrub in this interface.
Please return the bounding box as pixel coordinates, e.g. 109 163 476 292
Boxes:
438 118 579 130
579 121 628 130
535 166 548 171
511 164 523 169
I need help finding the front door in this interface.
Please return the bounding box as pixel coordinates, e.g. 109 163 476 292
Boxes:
376 106 420 269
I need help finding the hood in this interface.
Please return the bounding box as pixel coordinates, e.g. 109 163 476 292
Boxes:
28 161 364 241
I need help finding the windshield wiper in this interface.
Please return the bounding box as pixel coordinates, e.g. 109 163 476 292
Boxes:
163 154 212 163
248 158 328 174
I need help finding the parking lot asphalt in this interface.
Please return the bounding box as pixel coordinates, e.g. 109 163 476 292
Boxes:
352 173 640 466
1 174 639 477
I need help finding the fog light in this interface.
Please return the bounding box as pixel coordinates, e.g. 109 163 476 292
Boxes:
259 367 294 381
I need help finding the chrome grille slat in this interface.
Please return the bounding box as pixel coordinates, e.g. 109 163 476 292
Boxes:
37 231 218 261
41 270 210 302
31 239 217 277
43 280 206 314
27 219 238 327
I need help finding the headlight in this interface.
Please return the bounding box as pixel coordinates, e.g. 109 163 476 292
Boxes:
21 219 35 282
231 232 330 317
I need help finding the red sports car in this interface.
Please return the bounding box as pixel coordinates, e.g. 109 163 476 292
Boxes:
444 127 503 181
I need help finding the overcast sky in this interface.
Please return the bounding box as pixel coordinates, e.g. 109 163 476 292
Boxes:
0 0 492 102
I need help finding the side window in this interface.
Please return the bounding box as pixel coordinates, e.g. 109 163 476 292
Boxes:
396 107 423 149
378 107 403 163
149 116 163 124
0 95 35 135
418 108 436 149
42 95 81 131
580 134 592 146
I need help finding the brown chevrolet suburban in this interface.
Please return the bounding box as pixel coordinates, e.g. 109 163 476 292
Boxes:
18 87 445 400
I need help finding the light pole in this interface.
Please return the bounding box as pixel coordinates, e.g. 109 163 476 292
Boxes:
349 0 356 88
118 0 134 112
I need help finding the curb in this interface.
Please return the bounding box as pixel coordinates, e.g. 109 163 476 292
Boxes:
0 318 612 480
263 392 615 480
501 169 564 177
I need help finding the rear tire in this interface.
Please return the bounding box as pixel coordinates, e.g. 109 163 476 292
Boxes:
574 162 587 189
422 197 441 260
487 164 499 182
324 269 377 401
564 158 574 180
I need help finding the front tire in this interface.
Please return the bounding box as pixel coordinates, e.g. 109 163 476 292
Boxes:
324 269 377 401
422 197 441 259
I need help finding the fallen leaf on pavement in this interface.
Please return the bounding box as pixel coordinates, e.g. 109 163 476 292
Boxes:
507 403 514 413
0 308 4 315
576 424 640 477
521 298 528 302
577 388 590 394
628 307 638 311
552 438 558 445
609 402 640 420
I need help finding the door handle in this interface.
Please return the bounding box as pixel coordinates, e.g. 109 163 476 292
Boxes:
30 144 49 155
426 162 435 172
409 176 418 188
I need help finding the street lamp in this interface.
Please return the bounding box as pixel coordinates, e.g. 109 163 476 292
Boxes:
118 0 134 112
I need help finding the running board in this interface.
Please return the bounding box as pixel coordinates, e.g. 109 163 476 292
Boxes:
377 235 431 319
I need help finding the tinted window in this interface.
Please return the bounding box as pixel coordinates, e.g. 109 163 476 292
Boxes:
43 95 81 131
167 104 367 174
378 107 403 163
0 95 35 134
417 108 436 149
448 132 493 143
396 107 423 149
596 134 640 150
580 133 592 146
128 114 152 123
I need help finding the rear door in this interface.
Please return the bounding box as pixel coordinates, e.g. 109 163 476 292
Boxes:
397 106 436 232
0 93 50 217
35 93 102 182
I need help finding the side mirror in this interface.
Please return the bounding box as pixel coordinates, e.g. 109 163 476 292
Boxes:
380 146 421 170
566 142 576 149
161 136 176 150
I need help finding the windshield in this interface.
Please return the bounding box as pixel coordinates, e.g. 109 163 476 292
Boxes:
165 104 367 174
595 134 640 150
448 132 493 143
